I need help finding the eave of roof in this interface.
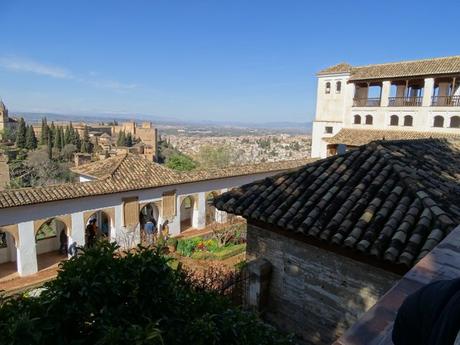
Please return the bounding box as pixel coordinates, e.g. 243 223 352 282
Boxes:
215 138 460 269
325 128 460 147
318 55 460 81
0 155 312 209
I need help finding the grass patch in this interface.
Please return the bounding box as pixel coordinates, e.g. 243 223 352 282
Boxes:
191 243 246 260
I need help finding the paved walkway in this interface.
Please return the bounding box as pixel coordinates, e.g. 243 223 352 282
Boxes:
0 251 66 294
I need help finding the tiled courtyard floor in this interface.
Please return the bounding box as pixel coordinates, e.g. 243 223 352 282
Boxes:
0 251 66 294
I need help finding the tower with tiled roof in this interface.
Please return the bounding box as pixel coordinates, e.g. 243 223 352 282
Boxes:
311 55 460 159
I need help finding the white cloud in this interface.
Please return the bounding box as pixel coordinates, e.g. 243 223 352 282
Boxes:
86 79 138 91
0 55 137 91
0 56 73 79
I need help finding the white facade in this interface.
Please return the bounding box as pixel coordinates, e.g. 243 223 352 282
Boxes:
0 169 286 277
311 68 460 158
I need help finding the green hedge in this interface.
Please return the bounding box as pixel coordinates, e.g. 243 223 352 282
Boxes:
191 243 246 260
0 242 292 345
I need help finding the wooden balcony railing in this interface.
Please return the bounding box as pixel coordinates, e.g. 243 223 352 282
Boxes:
353 98 381 107
431 95 460 106
388 96 422 107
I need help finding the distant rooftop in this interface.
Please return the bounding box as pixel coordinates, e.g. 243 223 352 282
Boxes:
318 55 460 81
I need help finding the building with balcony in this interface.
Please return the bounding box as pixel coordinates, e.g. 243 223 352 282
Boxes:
311 56 460 158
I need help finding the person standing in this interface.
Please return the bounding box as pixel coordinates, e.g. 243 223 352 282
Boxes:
86 219 97 248
59 229 68 255
144 219 155 246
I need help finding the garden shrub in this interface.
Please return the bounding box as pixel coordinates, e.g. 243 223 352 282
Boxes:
191 243 246 260
0 242 292 345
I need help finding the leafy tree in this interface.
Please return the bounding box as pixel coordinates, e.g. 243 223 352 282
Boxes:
166 153 197 171
195 144 235 169
15 117 27 148
0 126 16 143
0 243 292 345
25 125 37 150
61 144 77 161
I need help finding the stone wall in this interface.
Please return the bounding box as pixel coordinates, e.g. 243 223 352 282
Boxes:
246 223 400 345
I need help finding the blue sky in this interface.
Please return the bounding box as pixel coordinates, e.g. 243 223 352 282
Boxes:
0 0 459 124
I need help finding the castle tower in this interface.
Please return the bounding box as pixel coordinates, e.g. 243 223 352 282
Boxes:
0 99 8 132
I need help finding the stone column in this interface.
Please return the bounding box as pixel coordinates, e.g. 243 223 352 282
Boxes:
216 189 228 224
17 221 38 277
168 196 182 236
423 78 435 106
380 81 391 107
192 192 206 229
70 212 85 248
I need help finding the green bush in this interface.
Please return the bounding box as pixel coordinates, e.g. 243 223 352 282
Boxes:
176 236 203 256
166 237 178 247
0 242 292 345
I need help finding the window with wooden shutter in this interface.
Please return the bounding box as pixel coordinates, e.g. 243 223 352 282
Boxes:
162 190 176 219
123 197 139 228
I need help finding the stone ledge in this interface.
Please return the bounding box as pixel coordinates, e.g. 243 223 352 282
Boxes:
333 225 460 345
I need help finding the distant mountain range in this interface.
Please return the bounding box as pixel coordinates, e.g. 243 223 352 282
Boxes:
11 111 312 133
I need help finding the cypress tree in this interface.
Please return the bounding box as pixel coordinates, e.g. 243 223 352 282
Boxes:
15 117 27 148
125 132 133 147
50 122 56 145
25 125 38 150
60 127 65 148
64 125 71 145
117 130 126 147
81 126 93 153
54 126 62 150
40 117 49 145
74 130 81 151
47 131 52 159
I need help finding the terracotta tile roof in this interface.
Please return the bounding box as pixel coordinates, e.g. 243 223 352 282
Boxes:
0 154 310 209
325 128 460 147
215 139 460 268
318 55 460 81
317 63 352 75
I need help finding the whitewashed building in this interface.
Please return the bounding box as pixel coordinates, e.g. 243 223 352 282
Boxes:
0 153 308 278
311 55 460 158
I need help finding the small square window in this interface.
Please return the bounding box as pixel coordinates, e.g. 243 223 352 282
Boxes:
325 126 333 134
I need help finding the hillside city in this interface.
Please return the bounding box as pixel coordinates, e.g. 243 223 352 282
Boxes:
0 104 311 190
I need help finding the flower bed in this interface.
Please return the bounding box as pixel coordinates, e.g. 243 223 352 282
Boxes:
176 236 245 260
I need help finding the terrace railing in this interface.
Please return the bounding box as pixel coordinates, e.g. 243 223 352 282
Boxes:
432 95 460 107
388 97 422 107
353 98 381 107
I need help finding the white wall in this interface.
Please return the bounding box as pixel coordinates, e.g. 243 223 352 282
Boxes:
311 73 460 158
0 170 291 276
